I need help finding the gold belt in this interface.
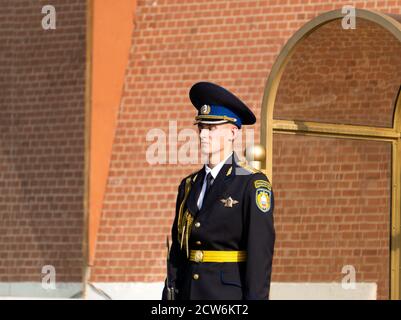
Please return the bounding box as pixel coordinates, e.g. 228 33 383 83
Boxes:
189 250 247 263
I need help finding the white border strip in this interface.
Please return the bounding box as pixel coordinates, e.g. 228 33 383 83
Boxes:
0 282 377 300
85 282 377 300
0 282 82 299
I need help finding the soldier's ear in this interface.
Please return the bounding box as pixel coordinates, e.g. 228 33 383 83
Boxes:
230 125 239 141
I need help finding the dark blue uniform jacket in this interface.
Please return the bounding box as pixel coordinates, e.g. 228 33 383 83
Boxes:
163 152 275 300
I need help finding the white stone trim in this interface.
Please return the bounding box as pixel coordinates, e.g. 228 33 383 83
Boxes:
86 282 377 300
0 281 377 300
270 282 377 300
0 282 82 299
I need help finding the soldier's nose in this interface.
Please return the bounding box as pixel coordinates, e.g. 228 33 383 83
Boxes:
200 129 209 139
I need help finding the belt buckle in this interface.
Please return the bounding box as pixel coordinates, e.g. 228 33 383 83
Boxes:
194 250 204 263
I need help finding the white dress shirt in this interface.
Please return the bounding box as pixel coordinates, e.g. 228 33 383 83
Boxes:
197 152 233 210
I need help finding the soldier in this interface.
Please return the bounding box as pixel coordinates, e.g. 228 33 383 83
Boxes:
162 82 275 300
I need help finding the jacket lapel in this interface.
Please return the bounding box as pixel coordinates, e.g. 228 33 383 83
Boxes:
198 152 237 215
186 167 205 216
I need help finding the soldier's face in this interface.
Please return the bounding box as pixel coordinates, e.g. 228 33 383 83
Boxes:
198 123 238 156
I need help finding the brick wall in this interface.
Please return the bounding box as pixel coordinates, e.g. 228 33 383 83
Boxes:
272 16 401 300
90 0 401 300
0 0 86 283
273 135 391 299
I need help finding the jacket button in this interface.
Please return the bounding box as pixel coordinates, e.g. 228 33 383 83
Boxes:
193 274 200 280
194 222 201 228
195 241 202 245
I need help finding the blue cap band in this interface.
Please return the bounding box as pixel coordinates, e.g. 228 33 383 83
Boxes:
197 105 242 128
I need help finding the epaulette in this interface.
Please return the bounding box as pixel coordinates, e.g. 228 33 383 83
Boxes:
183 170 201 184
191 172 199 182
237 160 261 174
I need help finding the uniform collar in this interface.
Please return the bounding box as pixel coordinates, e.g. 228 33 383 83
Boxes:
204 152 233 179
186 151 238 217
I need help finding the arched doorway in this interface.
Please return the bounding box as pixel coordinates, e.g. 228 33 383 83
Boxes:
261 9 401 299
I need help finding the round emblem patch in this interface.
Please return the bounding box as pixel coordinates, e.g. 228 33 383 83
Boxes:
256 188 271 213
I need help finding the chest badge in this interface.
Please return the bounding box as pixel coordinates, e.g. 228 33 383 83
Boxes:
220 196 239 208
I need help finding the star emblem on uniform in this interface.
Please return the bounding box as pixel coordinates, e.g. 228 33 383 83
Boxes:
220 197 239 208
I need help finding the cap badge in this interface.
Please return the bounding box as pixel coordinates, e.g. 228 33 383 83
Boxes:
200 104 211 115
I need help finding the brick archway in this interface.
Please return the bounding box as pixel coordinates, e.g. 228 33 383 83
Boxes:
261 9 401 299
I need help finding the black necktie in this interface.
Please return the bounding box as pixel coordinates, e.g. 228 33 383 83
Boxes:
204 172 214 200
